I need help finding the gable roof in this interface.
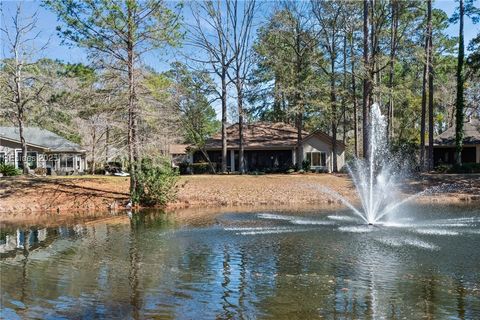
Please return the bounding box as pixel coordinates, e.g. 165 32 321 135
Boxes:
0 127 85 152
169 144 189 155
303 129 346 149
434 118 480 145
204 122 344 150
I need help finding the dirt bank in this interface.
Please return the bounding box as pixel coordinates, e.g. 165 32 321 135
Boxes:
1 173 479 219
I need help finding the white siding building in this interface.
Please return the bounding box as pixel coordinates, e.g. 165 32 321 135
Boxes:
0 127 87 175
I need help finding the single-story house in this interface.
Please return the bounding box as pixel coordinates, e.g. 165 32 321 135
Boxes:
0 126 87 174
432 118 480 166
193 122 345 172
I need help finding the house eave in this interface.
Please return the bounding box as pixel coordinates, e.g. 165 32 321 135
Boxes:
1 135 86 153
0 135 51 151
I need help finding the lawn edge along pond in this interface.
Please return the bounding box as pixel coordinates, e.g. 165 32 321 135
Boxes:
0 173 479 220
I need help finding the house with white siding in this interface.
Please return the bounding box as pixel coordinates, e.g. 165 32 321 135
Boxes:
0 127 87 175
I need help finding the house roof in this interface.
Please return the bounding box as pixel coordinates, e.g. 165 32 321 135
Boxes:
204 122 344 150
169 144 189 155
433 118 480 145
303 129 346 149
0 127 85 153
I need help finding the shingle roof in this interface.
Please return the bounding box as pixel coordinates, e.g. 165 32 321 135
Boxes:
169 144 189 155
204 122 344 150
434 119 480 145
0 127 85 152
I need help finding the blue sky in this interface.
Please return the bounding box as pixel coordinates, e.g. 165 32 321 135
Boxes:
1 0 478 73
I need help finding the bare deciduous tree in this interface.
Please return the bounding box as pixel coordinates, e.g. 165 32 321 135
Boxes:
188 0 236 173
227 0 257 174
1 4 47 174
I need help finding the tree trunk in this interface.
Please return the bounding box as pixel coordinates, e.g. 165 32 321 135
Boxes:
420 0 432 171
296 111 303 167
91 128 96 175
14 46 29 175
273 78 282 122
295 23 304 168
331 53 338 173
370 0 377 104
237 79 245 174
420 33 429 170
18 116 28 175
342 35 347 145
200 148 216 173
127 4 139 200
427 0 434 171
362 0 371 159
105 125 110 163
350 35 359 158
221 69 228 173
387 0 398 142
455 0 464 166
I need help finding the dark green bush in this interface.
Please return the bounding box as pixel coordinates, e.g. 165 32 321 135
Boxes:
135 158 179 206
0 164 21 176
435 164 450 173
447 163 480 174
179 161 190 175
302 159 311 172
191 162 210 174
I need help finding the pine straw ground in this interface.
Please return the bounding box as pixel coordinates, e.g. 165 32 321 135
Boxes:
0 173 479 220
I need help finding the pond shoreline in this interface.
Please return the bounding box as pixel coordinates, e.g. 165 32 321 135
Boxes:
1 174 479 223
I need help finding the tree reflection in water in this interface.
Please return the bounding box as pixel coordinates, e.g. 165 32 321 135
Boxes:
1 206 479 319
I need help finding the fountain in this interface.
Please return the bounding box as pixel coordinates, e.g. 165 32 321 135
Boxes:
323 104 423 225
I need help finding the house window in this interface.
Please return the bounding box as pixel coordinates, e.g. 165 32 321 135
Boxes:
60 155 74 169
306 151 327 167
0 152 5 164
16 151 38 169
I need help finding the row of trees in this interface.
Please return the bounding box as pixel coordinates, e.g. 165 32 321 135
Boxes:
248 0 478 171
1 0 479 202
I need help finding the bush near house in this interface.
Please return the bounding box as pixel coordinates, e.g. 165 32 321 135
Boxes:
0 164 21 176
302 159 311 172
179 162 212 174
447 163 480 174
434 163 480 174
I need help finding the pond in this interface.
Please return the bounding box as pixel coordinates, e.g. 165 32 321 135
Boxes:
1 204 480 319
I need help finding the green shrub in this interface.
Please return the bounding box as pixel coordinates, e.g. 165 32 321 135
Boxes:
135 158 179 206
179 161 190 174
0 164 21 176
435 164 450 173
191 162 210 174
301 159 311 172
447 163 480 174
286 168 295 174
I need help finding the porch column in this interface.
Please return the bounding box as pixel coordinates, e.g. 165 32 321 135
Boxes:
477 145 480 163
292 149 296 166
330 151 333 173
230 149 235 172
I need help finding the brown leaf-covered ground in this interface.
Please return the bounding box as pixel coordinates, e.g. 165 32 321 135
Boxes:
1 173 479 221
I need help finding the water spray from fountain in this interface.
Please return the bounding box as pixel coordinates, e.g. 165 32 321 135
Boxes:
319 104 428 225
